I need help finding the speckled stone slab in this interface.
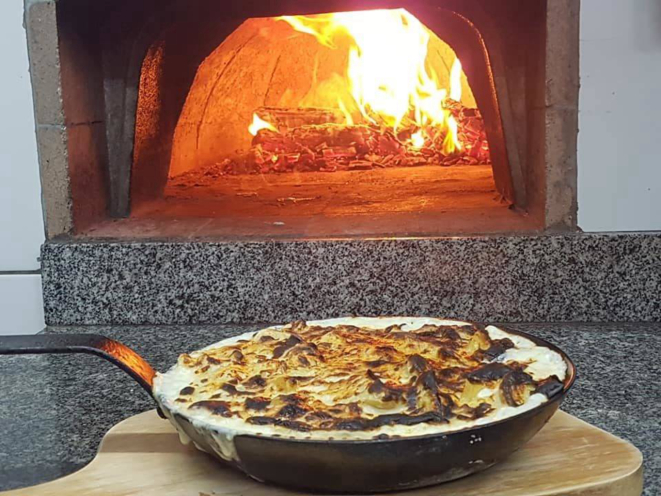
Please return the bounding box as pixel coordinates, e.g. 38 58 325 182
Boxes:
41 233 661 325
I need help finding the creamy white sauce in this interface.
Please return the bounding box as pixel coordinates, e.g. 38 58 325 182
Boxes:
498 348 567 382
477 387 496 399
154 317 567 458
485 325 567 382
485 325 535 348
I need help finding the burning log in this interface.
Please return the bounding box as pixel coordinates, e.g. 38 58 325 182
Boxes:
254 124 403 155
248 123 407 173
205 100 491 177
255 107 344 131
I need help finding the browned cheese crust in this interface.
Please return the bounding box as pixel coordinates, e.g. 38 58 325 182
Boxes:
173 321 564 434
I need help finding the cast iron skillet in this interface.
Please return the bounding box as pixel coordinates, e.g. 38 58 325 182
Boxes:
0 323 575 493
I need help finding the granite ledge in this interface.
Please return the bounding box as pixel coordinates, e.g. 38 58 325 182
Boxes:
41 232 661 325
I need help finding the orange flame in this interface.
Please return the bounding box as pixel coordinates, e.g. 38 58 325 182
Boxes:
279 9 463 152
248 113 277 136
337 98 354 126
450 58 463 102
444 115 461 154
410 130 425 149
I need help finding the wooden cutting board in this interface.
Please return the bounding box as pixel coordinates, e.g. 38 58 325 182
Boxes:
3 410 642 496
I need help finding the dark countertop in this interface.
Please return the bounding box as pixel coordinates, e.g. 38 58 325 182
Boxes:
0 323 659 494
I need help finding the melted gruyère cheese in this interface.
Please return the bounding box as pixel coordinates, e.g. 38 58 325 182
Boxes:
154 318 567 442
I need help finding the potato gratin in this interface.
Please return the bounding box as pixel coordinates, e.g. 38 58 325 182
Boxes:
154 318 567 441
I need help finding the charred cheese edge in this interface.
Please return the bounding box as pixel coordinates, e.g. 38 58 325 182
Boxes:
154 317 567 441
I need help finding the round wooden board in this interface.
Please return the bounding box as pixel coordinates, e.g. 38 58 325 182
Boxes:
2 410 643 496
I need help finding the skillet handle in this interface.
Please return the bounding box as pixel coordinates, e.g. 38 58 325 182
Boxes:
0 334 164 416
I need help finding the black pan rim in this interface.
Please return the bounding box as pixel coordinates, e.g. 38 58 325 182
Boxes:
171 323 576 445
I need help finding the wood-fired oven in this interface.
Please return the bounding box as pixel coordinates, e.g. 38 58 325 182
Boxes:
26 0 579 239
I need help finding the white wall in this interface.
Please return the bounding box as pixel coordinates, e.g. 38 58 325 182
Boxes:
578 0 661 232
0 275 45 335
0 0 45 335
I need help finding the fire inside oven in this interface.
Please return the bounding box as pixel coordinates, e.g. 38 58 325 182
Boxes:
133 9 500 236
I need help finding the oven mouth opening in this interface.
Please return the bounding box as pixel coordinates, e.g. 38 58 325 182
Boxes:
120 6 536 240
48 0 575 239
